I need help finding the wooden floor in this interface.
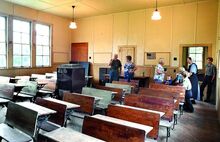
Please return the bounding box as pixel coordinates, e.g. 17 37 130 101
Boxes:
158 101 220 142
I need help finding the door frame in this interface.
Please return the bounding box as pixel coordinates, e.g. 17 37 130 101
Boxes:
118 45 137 64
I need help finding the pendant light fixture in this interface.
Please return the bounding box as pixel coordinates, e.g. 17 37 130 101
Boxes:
69 6 77 29
151 0 161 20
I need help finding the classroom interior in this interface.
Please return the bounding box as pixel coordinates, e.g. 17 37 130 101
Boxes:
0 0 220 142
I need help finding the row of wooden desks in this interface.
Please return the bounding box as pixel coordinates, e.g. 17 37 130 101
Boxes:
115 104 165 117
92 114 153 136
44 97 80 126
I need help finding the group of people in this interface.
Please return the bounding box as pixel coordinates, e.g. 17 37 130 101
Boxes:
153 57 216 113
109 54 216 113
109 54 136 83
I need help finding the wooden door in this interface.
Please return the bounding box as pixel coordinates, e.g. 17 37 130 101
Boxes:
118 46 135 66
71 43 88 62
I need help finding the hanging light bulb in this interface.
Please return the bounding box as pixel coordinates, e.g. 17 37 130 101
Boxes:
69 21 77 29
69 6 77 29
151 0 161 20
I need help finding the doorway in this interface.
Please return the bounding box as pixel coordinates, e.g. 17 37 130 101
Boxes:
71 42 88 62
118 45 136 66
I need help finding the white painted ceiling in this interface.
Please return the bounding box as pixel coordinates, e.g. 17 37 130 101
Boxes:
4 0 206 18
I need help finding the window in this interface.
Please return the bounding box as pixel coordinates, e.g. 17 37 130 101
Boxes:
13 19 31 67
36 23 51 67
188 47 204 69
0 16 7 68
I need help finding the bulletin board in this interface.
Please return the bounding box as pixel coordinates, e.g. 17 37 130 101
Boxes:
144 52 170 66
93 52 112 64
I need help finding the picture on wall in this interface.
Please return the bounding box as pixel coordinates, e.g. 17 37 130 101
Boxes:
144 52 170 66
146 52 156 60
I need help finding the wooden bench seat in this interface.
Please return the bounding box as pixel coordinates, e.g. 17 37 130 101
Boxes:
107 104 160 140
149 83 185 101
82 115 148 142
139 88 179 109
35 98 67 131
112 80 139 93
93 84 123 102
0 123 32 142
82 87 113 109
14 80 38 102
0 102 38 142
63 92 95 117
0 83 15 105
105 83 132 94
124 95 174 122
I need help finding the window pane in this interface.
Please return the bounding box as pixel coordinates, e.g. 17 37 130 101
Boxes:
21 33 30 44
0 55 6 67
196 62 203 69
22 45 30 55
13 32 21 43
195 54 202 62
36 23 51 67
0 30 5 42
42 35 49 45
13 19 31 67
189 47 196 53
13 44 22 55
13 19 30 33
22 56 30 67
0 43 6 55
36 24 49 36
0 17 5 30
43 56 49 66
195 47 203 54
36 35 43 45
36 56 43 66
43 46 50 55
13 56 21 67
36 46 43 55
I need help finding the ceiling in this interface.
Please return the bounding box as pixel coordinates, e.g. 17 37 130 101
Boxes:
4 0 206 19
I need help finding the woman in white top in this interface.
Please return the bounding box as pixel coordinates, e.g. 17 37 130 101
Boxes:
181 71 194 113
154 59 165 84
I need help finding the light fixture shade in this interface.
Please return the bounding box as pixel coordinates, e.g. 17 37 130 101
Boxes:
151 9 161 20
69 21 77 29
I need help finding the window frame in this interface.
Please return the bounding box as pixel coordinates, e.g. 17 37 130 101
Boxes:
12 17 32 68
0 14 8 69
35 22 52 67
188 47 204 70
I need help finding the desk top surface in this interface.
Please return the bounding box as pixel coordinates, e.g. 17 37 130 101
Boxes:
44 97 80 109
115 104 165 117
0 98 10 103
92 114 153 135
17 102 56 116
44 127 105 142
80 94 103 101
0 123 32 142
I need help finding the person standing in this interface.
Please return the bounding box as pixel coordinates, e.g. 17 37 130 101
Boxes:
181 71 194 112
200 57 216 102
187 57 199 103
154 58 165 84
124 55 136 82
109 54 122 82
